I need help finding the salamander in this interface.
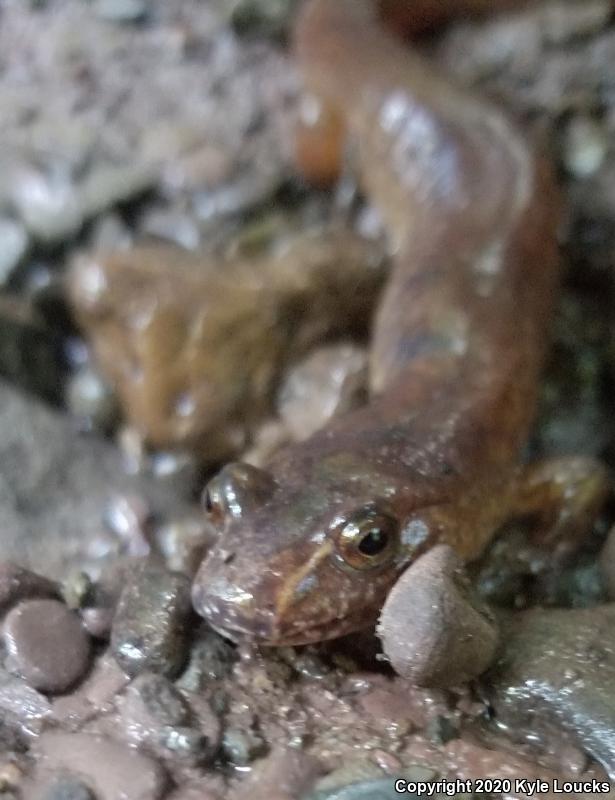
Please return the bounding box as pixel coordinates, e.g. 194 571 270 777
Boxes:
191 0 603 645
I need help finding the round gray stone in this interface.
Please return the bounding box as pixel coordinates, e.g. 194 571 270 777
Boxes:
3 599 92 693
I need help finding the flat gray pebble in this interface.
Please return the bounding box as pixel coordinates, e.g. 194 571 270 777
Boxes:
111 563 193 678
3 599 91 693
377 545 499 687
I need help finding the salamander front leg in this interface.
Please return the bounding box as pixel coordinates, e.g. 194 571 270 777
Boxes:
472 457 611 606
511 456 611 560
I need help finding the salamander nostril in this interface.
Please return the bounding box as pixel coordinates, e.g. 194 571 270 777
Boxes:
223 551 236 565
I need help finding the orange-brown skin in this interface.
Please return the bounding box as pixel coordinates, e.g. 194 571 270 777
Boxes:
192 0 561 645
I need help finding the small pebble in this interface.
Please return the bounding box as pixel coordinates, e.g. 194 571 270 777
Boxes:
487 604 615 776
176 628 237 691
111 563 193 678
3 600 91 693
377 545 499 687
0 562 59 614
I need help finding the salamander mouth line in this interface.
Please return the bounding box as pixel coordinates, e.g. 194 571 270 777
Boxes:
274 539 335 621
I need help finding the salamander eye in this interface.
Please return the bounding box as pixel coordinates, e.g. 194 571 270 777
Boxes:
332 506 399 571
202 462 276 526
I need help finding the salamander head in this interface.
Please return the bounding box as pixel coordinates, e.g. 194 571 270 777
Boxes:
192 461 432 645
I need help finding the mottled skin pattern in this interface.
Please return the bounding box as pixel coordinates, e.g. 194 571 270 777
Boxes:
192 0 580 645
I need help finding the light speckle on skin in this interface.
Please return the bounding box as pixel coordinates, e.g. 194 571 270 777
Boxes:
295 574 318 598
174 391 196 418
401 518 430 549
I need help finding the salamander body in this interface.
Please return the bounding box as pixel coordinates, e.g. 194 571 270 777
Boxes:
192 0 561 645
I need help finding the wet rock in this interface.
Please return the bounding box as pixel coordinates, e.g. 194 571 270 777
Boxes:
377 545 499 687
68 229 383 459
486 604 615 779
0 669 52 734
111 563 194 678
3 599 92 694
120 672 189 742
41 777 96 800
0 381 187 579
176 628 237 692
0 562 59 615
30 732 167 800
277 344 368 441
0 218 28 283
231 747 321 800
119 671 218 763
